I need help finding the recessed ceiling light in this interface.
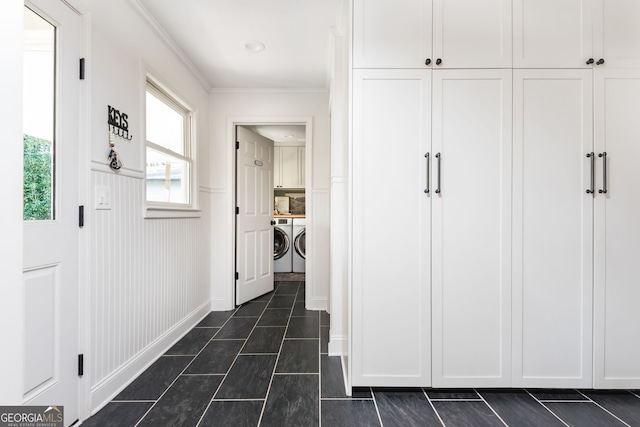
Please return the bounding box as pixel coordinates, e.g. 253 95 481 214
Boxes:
245 40 265 53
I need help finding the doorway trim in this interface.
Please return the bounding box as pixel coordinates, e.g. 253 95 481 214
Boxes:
227 116 313 308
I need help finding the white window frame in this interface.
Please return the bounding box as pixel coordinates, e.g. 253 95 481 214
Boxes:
144 77 200 218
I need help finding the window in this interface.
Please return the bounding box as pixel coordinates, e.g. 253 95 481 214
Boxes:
23 6 55 221
145 80 193 208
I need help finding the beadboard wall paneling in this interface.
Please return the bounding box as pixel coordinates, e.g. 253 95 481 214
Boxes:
90 171 210 392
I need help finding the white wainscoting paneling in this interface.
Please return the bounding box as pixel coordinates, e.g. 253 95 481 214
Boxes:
89 171 210 409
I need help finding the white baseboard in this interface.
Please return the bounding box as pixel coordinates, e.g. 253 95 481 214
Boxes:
328 335 346 356
306 297 328 311
210 297 234 311
89 301 211 414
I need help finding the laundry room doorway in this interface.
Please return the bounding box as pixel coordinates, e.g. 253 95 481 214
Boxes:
233 117 312 306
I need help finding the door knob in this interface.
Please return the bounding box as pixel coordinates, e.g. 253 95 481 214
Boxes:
596 58 605 65
586 58 594 65
271 220 276 225
436 58 442 65
425 58 431 66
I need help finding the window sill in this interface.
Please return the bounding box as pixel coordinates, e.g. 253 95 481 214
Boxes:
145 206 202 219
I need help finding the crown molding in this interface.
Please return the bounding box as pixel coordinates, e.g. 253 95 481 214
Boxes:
124 0 212 92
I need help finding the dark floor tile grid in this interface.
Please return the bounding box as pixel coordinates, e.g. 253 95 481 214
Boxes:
83 280 640 427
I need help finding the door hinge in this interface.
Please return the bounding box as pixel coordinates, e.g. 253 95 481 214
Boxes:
236 141 239 149
236 272 239 280
79 58 85 80
78 354 84 377
235 206 239 215
79 205 85 228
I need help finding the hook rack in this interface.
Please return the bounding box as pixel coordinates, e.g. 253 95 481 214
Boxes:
107 105 133 141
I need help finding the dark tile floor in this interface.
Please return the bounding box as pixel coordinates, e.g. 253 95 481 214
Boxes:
82 280 640 427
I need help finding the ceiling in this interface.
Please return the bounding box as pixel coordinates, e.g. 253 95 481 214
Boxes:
136 0 342 90
244 125 306 144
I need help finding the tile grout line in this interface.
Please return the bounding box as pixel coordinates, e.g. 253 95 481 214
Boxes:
318 303 322 427
369 389 384 427
576 390 632 427
422 388 446 427
524 389 571 427
194 291 275 427
135 306 242 427
256 282 299 426
475 389 510 427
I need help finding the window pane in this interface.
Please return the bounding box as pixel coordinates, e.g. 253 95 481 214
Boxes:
146 148 190 204
23 7 55 221
146 90 184 155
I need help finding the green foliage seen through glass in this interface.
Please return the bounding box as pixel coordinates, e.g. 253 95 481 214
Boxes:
23 134 53 221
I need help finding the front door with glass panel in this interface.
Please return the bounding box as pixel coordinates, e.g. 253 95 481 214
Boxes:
23 1 81 424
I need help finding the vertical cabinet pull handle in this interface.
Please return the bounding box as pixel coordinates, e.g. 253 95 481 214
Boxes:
586 152 595 194
598 152 608 194
424 152 430 193
435 153 441 194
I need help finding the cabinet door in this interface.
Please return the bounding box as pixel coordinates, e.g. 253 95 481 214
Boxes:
431 69 512 387
513 0 593 68
593 0 640 68
432 0 512 68
273 147 282 188
353 0 432 68
280 146 298 188
512 70 593 388
352 69 431 386
594 69 640 388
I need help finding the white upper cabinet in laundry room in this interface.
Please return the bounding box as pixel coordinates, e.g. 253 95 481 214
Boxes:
351 68 432 387
512 69 594 388
431 69 512 388
432 0 512 68
593 69 640 389
513 0 593 68
352 0 432 68
593 0 640 68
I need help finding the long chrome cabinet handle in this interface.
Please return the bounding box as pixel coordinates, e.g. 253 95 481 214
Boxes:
424 152 430 194
586 152 595 194
435 153 441 194
598 152 608 194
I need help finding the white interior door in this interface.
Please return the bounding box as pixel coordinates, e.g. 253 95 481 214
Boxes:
236 126 274 305
512 69 593 388
431 69 512 388
22 1 81 424
594 69 640 388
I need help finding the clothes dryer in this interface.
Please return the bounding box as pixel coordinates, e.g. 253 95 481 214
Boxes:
292 218 306 273
274 218 293 273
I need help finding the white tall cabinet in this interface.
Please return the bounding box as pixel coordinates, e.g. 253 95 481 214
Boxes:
350 0 640 390
512 69 594 388
594 69 640 388
351 69 431 387
431 70 512 387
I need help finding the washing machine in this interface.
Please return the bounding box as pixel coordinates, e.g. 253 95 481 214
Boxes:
292 218 306 273
274 218 293 273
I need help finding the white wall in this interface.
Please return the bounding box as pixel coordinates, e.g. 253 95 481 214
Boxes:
0 0 25 406
79 0 212 413
209 90 331 311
